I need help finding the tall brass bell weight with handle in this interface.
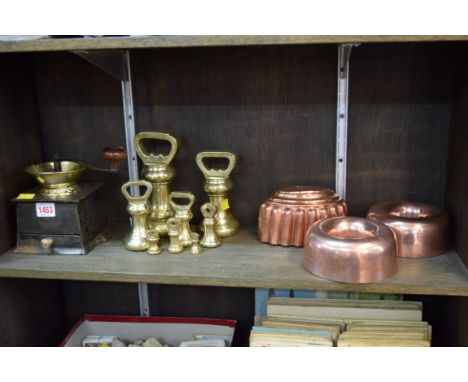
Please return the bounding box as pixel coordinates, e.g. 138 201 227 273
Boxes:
196 151 240 237
135 132 178 236
121 180 153 251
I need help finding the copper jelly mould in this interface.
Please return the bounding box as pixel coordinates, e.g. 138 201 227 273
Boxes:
258 186 347 247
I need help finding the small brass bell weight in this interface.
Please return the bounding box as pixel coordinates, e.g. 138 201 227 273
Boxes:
200 202 221 248
135 132 178 235
167 218 184 254
121 180 153 251
190 233 202 255
147 229 162 255
196 151 240 237
169 191 195 247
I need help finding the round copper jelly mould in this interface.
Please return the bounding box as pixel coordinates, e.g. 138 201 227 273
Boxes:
367 201 450 258
303 217 398 284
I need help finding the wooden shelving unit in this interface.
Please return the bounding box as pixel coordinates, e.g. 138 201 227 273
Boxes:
1 228 468 296
0 35 467 346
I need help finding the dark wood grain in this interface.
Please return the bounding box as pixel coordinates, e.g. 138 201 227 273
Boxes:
132 45 337 225
34 52 128 222
0 54 67 347
347 43 455 216
444 297 468 346
150 285 254 346
0 54 43 253
1 36 468 53
0 278 65 346
445 44 468 268
61 280 140 331
443 44 468 347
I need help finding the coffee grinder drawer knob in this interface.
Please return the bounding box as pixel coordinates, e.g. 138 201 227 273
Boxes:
41 237 54 249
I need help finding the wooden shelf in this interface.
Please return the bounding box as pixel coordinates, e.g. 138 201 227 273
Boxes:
1 35 468 53
0 228 467 296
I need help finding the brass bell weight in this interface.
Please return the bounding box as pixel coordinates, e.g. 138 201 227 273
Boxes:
167 218 184 254
190 232 202 255
196 151 240 237
147 229 162 255
135 132 178 235
169 191 195 247
200 202 221 248
121 180 153 251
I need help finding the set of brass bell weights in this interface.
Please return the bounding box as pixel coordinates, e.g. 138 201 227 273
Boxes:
121 132 240 255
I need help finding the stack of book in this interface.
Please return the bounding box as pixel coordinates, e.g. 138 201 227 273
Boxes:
249 297 431 347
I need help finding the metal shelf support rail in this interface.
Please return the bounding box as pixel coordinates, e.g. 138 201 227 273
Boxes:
121 51 150 317
335 43 358 199
74 49 149 317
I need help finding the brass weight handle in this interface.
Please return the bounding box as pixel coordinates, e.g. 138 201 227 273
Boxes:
135 132 178 166
121 180 153 202
201 202 217 218
167 218 181 234
169 191 196 211
196 151 237 178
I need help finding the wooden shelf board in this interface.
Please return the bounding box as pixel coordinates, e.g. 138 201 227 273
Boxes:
0 35 468 53
0 228 467 296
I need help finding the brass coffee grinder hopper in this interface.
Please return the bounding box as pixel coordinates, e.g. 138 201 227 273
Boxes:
24 147 127 198
13 147 127 255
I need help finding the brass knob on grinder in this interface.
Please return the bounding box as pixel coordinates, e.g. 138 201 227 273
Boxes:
41 237 54 249
196 151 240 237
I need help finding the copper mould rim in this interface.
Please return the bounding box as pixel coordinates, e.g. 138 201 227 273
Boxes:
266 186 342 207
368 201 445 223
315 216 390 243
276 185 330 194
266 196 342 206
269 188 338 200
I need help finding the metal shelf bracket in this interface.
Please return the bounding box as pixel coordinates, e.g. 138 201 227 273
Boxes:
336 43 359 199
73 50 128 81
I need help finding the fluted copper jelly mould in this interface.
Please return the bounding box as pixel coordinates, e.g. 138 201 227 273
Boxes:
258 186 347 247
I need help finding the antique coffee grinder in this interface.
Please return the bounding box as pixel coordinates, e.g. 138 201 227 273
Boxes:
13 147 127 255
